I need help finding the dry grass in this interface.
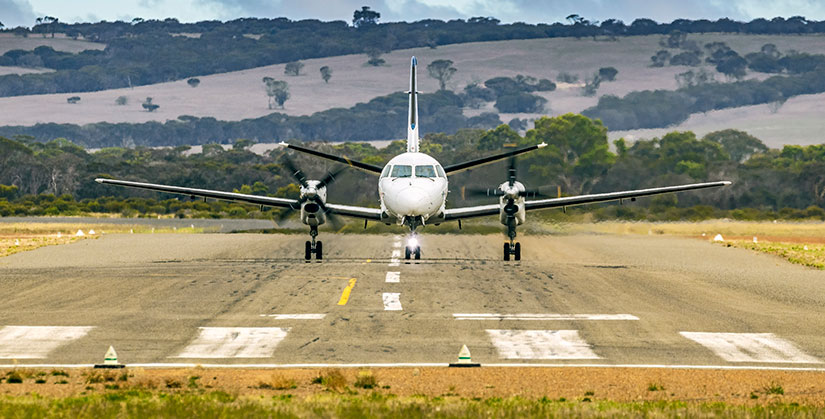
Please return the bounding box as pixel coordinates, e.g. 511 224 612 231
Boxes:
0 222 202 258
0 33 105 55
1 33 824 149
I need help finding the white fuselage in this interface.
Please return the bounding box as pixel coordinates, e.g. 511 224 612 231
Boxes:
378 152 448 224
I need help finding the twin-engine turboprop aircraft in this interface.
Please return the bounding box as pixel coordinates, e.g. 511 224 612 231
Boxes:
97 56 730 261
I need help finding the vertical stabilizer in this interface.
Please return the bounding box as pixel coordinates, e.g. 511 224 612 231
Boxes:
407 56 420 153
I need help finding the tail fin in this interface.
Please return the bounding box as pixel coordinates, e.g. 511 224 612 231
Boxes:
407 56 419 153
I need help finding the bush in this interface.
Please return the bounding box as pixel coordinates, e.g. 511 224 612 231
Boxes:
556 72 579 83
598 67 618 81
354 370 377 389
187 78 200 87
115 96 128 105
670 51 701 66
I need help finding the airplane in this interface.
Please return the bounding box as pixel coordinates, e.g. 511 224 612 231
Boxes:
96 56 731 261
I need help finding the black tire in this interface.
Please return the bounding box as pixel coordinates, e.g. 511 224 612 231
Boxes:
316 241 323 260
514 242 521 261
414 246 421 260
405 247 411 260
305 241 312 260
503 243 510 261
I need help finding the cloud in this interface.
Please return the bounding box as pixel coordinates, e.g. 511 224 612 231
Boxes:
0 0 37 27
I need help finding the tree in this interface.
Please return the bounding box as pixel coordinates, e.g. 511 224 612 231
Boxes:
353 6 380 28
716 55 747 80
556 72 579 83
494 93 546 113
427 59 457 91
479 124 521 150
115 96 128 105
262 77 289 109
650 50 672 67
365 48 385 66
66 96 80 104
703 129 767 163
284 61 303 76
524 114 615 194
598 67 618 81
0 22 4 30
582 74 601 96
319 66 332 83
187 78 200 87
142 97 159 112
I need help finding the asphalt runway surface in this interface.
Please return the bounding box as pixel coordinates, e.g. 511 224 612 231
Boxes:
0 232 823 368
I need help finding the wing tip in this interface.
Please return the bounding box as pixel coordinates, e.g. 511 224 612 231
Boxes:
94 178 105 184
537 142 547 148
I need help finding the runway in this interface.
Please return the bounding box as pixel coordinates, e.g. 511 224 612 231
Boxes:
0 232 823 367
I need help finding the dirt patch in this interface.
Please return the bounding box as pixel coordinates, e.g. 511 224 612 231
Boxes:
1 367 823 405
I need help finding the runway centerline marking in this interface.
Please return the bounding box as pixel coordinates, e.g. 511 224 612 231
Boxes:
454 314 639 321
337 278 357 305
382 293 402 310
680 332 820 363
385 271 400 283
259 314 326 320
391 250 401 257
0 326 95 359
486 329 600 360
174 327 290 358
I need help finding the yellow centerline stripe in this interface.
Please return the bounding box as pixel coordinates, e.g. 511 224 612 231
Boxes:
337 278 357 305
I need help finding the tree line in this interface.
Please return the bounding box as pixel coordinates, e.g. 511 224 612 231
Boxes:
1 115 824 220
3 15 825 97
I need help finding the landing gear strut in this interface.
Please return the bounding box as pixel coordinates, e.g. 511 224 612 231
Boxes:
304 226 323 261
403 216 422 261
503 217 521 261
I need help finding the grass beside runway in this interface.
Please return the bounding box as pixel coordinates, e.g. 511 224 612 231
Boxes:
1 393 823 418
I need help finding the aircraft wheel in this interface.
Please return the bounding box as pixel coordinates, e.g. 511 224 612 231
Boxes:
316 241 323 260
414 246 421 260
305 241 312 260
514 242 521 261
503 243 510 261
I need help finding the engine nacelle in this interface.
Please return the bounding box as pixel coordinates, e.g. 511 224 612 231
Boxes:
498 180 526 226
300 180 328 227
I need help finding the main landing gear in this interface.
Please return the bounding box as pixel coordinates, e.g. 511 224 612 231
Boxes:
503 217 521 261
304 225 323 261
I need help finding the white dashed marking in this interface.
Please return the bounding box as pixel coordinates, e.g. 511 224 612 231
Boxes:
382 293 402 310
680 332 820 363
486 329 600 360
454 313 639 321
259 314 326 320
391 250 401 257
385 271 400 283
174 327 290 358
0 326 94 359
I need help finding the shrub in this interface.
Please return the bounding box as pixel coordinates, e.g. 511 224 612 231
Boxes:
598 67 618 81
556 72 579 83
354 370 377 389
187 78 200 87
115 96 128 105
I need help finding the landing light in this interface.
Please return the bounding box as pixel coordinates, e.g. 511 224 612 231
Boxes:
407 237 419 249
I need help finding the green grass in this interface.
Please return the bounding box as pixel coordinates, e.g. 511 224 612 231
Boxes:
728 241 825 270
0 393 822 418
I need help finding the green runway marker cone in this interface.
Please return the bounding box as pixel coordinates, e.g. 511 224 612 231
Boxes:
94 345 125 369
449 344 480 368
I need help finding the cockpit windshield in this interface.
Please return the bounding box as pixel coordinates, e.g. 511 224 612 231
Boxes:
415 165 436 178
390 165 412 177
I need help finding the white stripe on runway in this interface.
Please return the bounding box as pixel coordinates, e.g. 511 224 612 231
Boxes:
454 313 639 321
487 329 600 360
0 326 94 359
680 332 820 363
393 241 402 248
385 271 400 283
174 327 290 358
383 293 402 310
391 250 401 257
259 314 326 320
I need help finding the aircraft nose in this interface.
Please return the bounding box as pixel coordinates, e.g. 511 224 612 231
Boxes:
394 188 428 215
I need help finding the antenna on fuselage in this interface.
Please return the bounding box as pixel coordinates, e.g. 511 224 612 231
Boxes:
406 56 420 153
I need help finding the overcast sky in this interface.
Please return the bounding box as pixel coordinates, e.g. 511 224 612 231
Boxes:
3 0 824 29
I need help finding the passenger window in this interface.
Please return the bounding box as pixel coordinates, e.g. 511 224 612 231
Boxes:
436 165 446 178
380 165 391 178
415 165 436 178
391 165 412 177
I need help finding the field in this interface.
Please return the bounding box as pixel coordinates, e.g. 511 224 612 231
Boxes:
1 367 824 417
1 33 825 147
0 33 105 55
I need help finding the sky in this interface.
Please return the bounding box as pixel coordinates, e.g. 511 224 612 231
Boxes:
2 0 825 29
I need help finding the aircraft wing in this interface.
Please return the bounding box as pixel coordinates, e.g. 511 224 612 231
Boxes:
95 178 300 209
280 142 384 174
442 181 731 220
324 203 384 220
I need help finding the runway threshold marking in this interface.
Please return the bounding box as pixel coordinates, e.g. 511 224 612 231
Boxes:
680 332 821 363
337 278 358 305
173 327 290 358
382 293 402 310
0 326 95 359
259 314 326 320
486 329 601 360
385 271 400 283
454 314 639 321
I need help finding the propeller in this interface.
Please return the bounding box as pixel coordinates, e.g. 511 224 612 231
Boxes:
462 157 552 200
276 156 346 229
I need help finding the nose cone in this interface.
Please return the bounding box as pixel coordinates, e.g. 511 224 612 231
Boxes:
393 188 428 216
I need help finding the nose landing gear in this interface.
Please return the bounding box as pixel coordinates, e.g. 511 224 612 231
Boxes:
304 226 323 261
503 218 521 261
404 244 421 260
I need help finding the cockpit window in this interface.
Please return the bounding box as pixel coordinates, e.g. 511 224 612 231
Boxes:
380 165 391 178
415 165 436 178
390 165 412 177
435 165 446 178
